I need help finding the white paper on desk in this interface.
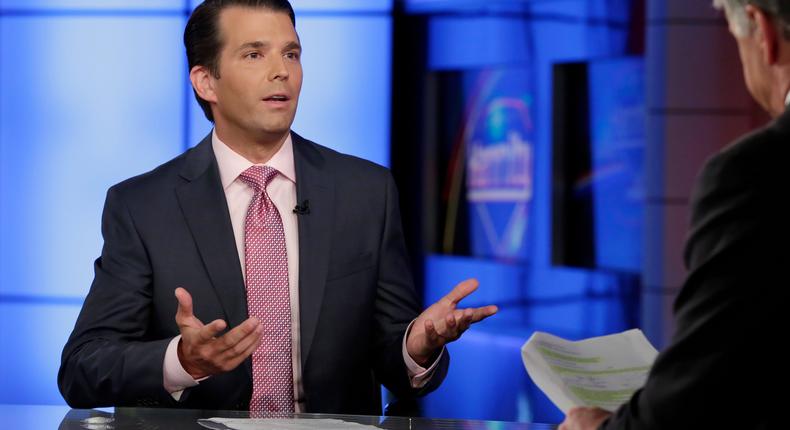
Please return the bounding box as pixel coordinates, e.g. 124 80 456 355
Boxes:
521 329 658 414
198 417 382 430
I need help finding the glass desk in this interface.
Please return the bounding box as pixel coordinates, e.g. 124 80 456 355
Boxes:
0 404 556 430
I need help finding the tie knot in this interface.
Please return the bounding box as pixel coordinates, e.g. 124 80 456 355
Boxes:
239 165 279 191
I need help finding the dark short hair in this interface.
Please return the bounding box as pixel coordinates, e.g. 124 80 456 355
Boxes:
184 0 296 122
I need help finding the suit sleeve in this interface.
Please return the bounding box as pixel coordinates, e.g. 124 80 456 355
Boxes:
58 186 177 408
371 173 449 399
601 146 784 429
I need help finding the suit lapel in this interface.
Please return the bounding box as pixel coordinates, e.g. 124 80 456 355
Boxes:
174 132 333 373
292 132 334 368
175 135 248 330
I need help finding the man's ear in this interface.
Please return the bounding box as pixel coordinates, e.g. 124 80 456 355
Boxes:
190 65 218 104
747 4 780 65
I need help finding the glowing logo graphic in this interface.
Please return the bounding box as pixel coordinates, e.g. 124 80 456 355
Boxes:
464 70 535 260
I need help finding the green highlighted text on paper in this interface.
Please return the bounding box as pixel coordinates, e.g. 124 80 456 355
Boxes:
521 329 658 413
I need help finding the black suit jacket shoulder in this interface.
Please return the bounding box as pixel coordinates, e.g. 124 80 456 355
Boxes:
602 111 790 429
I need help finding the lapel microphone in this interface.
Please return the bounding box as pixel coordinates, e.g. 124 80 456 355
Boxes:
293 199 310 215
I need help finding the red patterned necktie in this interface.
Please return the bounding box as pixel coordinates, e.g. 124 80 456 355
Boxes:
238 165 294 414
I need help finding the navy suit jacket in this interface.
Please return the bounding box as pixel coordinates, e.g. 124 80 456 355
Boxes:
58 132 449 413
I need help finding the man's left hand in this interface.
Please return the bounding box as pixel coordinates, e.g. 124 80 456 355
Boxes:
406 278 498 366
559 407 612 430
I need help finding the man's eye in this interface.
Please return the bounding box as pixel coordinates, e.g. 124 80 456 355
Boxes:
246 52 261 59
285 52 300 60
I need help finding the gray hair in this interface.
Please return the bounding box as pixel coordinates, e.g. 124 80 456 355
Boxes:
714 0 790 38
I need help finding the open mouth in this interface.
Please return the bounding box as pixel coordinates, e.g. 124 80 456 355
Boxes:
263 95 290 102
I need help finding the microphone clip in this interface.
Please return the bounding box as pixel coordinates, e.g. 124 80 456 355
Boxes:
293 200 310 215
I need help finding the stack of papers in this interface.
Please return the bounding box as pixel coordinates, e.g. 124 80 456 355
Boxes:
521 329 658 413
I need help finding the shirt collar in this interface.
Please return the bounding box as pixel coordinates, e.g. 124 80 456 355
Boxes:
785 89 790 107
211 129 297 190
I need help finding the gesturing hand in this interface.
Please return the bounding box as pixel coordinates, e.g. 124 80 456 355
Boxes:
405 279 498 366
174 287 263 379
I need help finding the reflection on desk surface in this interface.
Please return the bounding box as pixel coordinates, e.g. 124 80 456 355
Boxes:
0 404 556 430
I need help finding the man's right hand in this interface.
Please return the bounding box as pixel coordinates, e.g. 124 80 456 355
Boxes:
174 287 263 379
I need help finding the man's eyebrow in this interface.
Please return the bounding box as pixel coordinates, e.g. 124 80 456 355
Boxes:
283 41 302 52
236 41 269 52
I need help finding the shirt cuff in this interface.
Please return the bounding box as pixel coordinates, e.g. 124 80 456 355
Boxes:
163 335 202 400
402 319 445 389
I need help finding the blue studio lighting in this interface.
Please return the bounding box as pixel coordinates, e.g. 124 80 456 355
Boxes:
0 0 393 405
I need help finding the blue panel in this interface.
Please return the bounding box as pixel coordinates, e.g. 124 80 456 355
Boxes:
425 256 638 337
0 16 186 298
187 16 392 166
424 264 638 421
0 0 183 10
528 0 629 22
524 273 639 336
291 0 392 12
407 0 531 14
583 0 632 22
527 15 626 274
409 0 630 21
428 16 530 70
589 58 645 272
0 302 82 405
422 326 563 425
292 16 391 166
425 254 526 308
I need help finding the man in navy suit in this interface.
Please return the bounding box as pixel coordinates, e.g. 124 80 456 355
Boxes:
58 0 497 413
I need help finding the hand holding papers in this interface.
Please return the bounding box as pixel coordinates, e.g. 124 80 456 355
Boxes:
521 329 657 413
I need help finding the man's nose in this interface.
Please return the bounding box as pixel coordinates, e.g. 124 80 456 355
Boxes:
268 56 289 81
